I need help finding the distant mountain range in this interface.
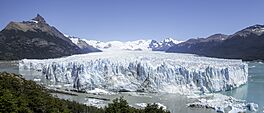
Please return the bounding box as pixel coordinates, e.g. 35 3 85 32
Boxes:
69 37 182 51
1 14 264 61
0 14 100 60
167 25 264 61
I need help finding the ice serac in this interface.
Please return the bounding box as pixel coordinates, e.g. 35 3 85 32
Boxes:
19 51 248 94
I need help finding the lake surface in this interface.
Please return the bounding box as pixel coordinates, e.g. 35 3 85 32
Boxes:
222 62 264 113
0 61 19 74
0 61 263 113
51 90 215 113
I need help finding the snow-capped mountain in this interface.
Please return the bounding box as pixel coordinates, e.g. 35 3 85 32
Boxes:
152 38 183 51
82 38 182 51
84 39 153 51
233 24 264 37
68 36 102 53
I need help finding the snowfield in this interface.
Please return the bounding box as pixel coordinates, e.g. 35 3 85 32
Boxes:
19 51 248 94
82 38 182 51
84 39 153 51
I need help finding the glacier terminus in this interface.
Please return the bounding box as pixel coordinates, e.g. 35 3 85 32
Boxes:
19 51 248 95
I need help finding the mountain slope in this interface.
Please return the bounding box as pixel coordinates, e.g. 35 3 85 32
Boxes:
68 36 102 52
167 34 228 54
0 14 89 60
167 25 264 61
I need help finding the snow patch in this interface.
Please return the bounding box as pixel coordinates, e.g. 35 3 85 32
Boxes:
162 38 183 44
69 38 79 45
30 20 39 23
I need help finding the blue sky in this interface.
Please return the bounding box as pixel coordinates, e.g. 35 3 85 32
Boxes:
1 0 264 41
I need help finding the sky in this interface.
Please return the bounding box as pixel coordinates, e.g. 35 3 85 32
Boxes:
0 0 264 41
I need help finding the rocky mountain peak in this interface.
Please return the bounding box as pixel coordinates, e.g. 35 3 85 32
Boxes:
161 38 182 45
32 14 46 23
234 24 264 37
0 14 91 60
248 24 264 29
163 38 174 43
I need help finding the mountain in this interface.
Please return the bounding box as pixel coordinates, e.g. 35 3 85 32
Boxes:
167 34 228 54
68 36 102 52
85 39 153 51
152 38 183 51
166 24 264 61
0 14 93 60
84 38 182 51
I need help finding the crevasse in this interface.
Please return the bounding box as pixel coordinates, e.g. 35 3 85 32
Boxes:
19 51 248 94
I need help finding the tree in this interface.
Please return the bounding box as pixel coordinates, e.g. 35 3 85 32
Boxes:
105 96 133 113
0 72 171 113
144 103 170 113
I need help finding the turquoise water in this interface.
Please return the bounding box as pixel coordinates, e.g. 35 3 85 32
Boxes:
1 61 263 112
52 91 215 113
222 62 264 112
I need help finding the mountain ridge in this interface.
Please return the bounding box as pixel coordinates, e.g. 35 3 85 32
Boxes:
80 38 182 51
167 24 264 61
0 14 98 60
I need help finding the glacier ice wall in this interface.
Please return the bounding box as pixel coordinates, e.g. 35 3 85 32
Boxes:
19 51 248 94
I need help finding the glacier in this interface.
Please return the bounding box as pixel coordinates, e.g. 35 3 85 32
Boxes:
19 51 248 94
82 38 182 51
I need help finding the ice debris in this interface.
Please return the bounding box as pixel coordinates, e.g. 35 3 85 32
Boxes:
187 93 258 113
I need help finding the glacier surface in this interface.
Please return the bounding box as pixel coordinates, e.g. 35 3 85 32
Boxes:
83 38 182 51
19 51 248 94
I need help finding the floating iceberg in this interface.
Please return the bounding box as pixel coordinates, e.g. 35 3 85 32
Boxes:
84 98 107 108
187 93 258 113
135 102 167 110
19 51 248 94
86 88 114 95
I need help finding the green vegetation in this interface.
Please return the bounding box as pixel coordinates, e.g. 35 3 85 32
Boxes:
0 72 103 113
0 72 170 113
105 97 170 113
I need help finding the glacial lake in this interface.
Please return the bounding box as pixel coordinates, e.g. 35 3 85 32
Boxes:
222 62 264 113
0 61 263 113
